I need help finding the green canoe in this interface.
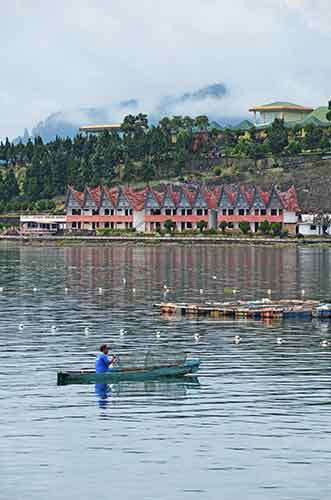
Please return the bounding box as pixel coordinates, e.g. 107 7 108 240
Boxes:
57 358 200 385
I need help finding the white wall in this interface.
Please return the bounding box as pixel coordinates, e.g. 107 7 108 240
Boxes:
133 210 145 232
283 211 297 223
299 224 331 236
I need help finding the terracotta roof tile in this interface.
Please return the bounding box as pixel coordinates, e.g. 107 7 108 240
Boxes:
66 184 299 212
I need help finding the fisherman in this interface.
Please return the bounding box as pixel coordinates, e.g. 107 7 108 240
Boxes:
95 344 117 373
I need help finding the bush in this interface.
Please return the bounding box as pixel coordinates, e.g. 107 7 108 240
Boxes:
239 221 250 234
286 140 302 155
260 220 271 235
213 166 222 176
219 220 228 234
270 222 282 236
164 219 176 234
197 220 208 233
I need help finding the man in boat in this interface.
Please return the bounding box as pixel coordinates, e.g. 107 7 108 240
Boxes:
95 344 117 373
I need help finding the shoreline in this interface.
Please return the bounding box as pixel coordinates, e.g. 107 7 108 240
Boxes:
1 235 331 246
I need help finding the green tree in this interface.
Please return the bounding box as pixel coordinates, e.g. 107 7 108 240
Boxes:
267 119 288 154
4 169 19 199
270 222 282 235
326 100 331 123
303 124 323 150
313 213 331 235
286 140 302 155
239 221 250 234
260 220 271 235
197 220 208 233
164 219 176 234
219 220 228 234
194 115 209 130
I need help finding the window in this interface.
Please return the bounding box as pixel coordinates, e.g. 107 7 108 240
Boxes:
228 209 234 216
125 209 129 216
92 209 99 216
72 222 77 228
310 224 317 230
261 209 267 216
104 209 110 215
172 209 177 215
129 209 133 215
204 209 208 215
165 209 172 216
279 209 283 215
255 209 259 215
228 222 234 228
105 222 110 228
222 209 227 215
186 222 192 229
271 209 277 216
181 209 186 216
197 209 203 216
238 209 245 216
111 209 114 216
187 209 192 216
72 208 81 215
151 209 161 215
246 209 250 215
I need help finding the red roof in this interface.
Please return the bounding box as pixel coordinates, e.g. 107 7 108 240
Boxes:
278 185 299 212
66 184 299 211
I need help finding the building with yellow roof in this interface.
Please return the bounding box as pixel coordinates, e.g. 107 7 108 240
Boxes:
249 102 314 125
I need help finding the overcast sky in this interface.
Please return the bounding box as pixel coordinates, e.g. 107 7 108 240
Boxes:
1 0 331 138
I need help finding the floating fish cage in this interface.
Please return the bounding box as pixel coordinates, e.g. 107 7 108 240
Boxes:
154 299 329 321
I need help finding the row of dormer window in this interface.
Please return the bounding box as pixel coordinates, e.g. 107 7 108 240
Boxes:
71 208 133 216
71 207 283 217
220 208 283 216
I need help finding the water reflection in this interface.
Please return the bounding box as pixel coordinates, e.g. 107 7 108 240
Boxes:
95 383 112 408
1 244 331 500
95 377 200 408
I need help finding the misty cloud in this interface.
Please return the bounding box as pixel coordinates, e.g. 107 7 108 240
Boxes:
1 0 331 139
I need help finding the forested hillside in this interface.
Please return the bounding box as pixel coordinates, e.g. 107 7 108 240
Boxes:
1 114 331 212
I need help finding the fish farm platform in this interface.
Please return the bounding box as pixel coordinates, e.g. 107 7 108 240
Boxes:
154 300 331 320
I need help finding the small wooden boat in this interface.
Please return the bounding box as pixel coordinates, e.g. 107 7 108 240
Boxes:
57 358 200 385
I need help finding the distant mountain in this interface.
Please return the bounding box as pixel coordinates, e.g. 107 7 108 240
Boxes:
15 82 245 143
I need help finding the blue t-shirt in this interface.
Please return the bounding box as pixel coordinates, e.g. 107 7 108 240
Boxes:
95 352 111 373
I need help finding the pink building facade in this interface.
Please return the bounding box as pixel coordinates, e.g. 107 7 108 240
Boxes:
65 184 299 234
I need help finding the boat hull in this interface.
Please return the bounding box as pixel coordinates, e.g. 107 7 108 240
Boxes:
57 359 200 385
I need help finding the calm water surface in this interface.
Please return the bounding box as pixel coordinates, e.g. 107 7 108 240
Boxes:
0 243 330 500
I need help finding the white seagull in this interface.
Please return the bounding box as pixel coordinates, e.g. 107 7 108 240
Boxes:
321 339 330 348
277 337 284 345
234 335 241 344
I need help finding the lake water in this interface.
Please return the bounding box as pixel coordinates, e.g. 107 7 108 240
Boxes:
0 243 330 500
